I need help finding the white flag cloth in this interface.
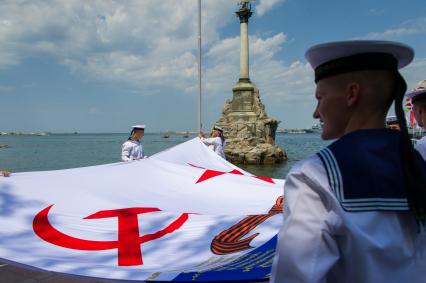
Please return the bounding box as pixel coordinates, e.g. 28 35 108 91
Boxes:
0 138 284 282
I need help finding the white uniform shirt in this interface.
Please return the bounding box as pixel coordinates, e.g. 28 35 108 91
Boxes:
415 135 426 161
200 137 225 159
270 155 426 283
121 140 144 161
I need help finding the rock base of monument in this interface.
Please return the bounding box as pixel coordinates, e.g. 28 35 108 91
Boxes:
216 82 287 165
225 143 286 165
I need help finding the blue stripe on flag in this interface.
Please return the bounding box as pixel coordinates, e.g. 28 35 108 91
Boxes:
171 236 277 282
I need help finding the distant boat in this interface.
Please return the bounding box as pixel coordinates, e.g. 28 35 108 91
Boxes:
162 131 170 138
311 123 322 133
183 131 189 138
74 132 78 135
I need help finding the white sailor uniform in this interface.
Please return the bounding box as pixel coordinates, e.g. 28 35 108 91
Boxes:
201 137 225 158
121 140 144 161
270 129 426 283
416 136 426 161
406 81 426 161
200 137 225 159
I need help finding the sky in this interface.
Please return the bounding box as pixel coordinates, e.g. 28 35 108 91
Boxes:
0 0 425 133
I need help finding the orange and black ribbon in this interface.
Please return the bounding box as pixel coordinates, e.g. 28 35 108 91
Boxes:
211 196 283 255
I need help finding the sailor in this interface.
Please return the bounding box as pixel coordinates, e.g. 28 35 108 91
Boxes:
385 115 400 130
271 41 426 283
406 80 426 160
199 125 226 158
121 125 146 161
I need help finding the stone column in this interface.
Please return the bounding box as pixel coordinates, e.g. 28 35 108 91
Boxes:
236 7 252 83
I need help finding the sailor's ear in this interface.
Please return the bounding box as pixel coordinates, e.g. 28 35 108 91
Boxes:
346 82 361 107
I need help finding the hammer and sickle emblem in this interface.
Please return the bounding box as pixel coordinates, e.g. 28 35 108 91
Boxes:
211 196 283 255
33 205 189 266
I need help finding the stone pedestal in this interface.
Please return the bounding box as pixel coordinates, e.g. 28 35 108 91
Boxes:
216 82 287 165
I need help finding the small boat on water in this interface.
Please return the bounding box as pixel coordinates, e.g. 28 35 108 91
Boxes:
162 131 170 138
311 123 322 133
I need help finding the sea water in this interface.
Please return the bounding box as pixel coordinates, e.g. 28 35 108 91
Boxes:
0 133 329 179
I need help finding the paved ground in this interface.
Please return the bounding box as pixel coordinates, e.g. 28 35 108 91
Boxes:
0 261 267 283
0 261 114 283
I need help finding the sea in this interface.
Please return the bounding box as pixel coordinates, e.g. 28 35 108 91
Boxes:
0 133 329 179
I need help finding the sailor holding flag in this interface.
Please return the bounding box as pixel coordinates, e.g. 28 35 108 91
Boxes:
199 125 226 159
121 125 146 161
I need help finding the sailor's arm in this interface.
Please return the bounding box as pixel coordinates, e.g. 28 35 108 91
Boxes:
121 142 133 162
271 159 341 283
200 137 220 146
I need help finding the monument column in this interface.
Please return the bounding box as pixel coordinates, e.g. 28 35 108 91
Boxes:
236 6 252 82
215 1 286 165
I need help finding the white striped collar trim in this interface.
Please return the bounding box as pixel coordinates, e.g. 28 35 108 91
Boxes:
317 148 409 211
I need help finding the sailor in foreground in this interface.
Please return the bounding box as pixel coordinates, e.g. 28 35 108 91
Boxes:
199 125 226 158
271 41 426 283
406 80 426 160
121 125 146 161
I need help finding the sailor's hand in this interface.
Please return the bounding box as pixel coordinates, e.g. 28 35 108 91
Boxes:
198 131 205 138
1 171 11 177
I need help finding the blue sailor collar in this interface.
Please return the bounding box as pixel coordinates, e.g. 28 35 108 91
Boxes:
317 129 412 212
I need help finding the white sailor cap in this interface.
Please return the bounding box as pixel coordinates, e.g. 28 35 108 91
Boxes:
132 125 146 130
406 80 426 103
386 116 398 123
213 125 224 132
305 40 414 83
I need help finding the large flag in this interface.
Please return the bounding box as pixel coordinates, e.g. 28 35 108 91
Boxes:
0 138 284 282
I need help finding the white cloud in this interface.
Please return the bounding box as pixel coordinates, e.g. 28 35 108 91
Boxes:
0 0 241 92
88 107 99 114
356 17 426 40
255 0 285 16
0 0 300 98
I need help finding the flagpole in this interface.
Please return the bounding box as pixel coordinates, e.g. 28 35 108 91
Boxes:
197 0 202 132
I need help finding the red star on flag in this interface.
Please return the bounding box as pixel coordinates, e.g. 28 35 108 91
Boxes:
189 164 275 184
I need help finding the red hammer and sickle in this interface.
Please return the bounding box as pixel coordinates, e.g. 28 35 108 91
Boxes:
33 205 189 266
